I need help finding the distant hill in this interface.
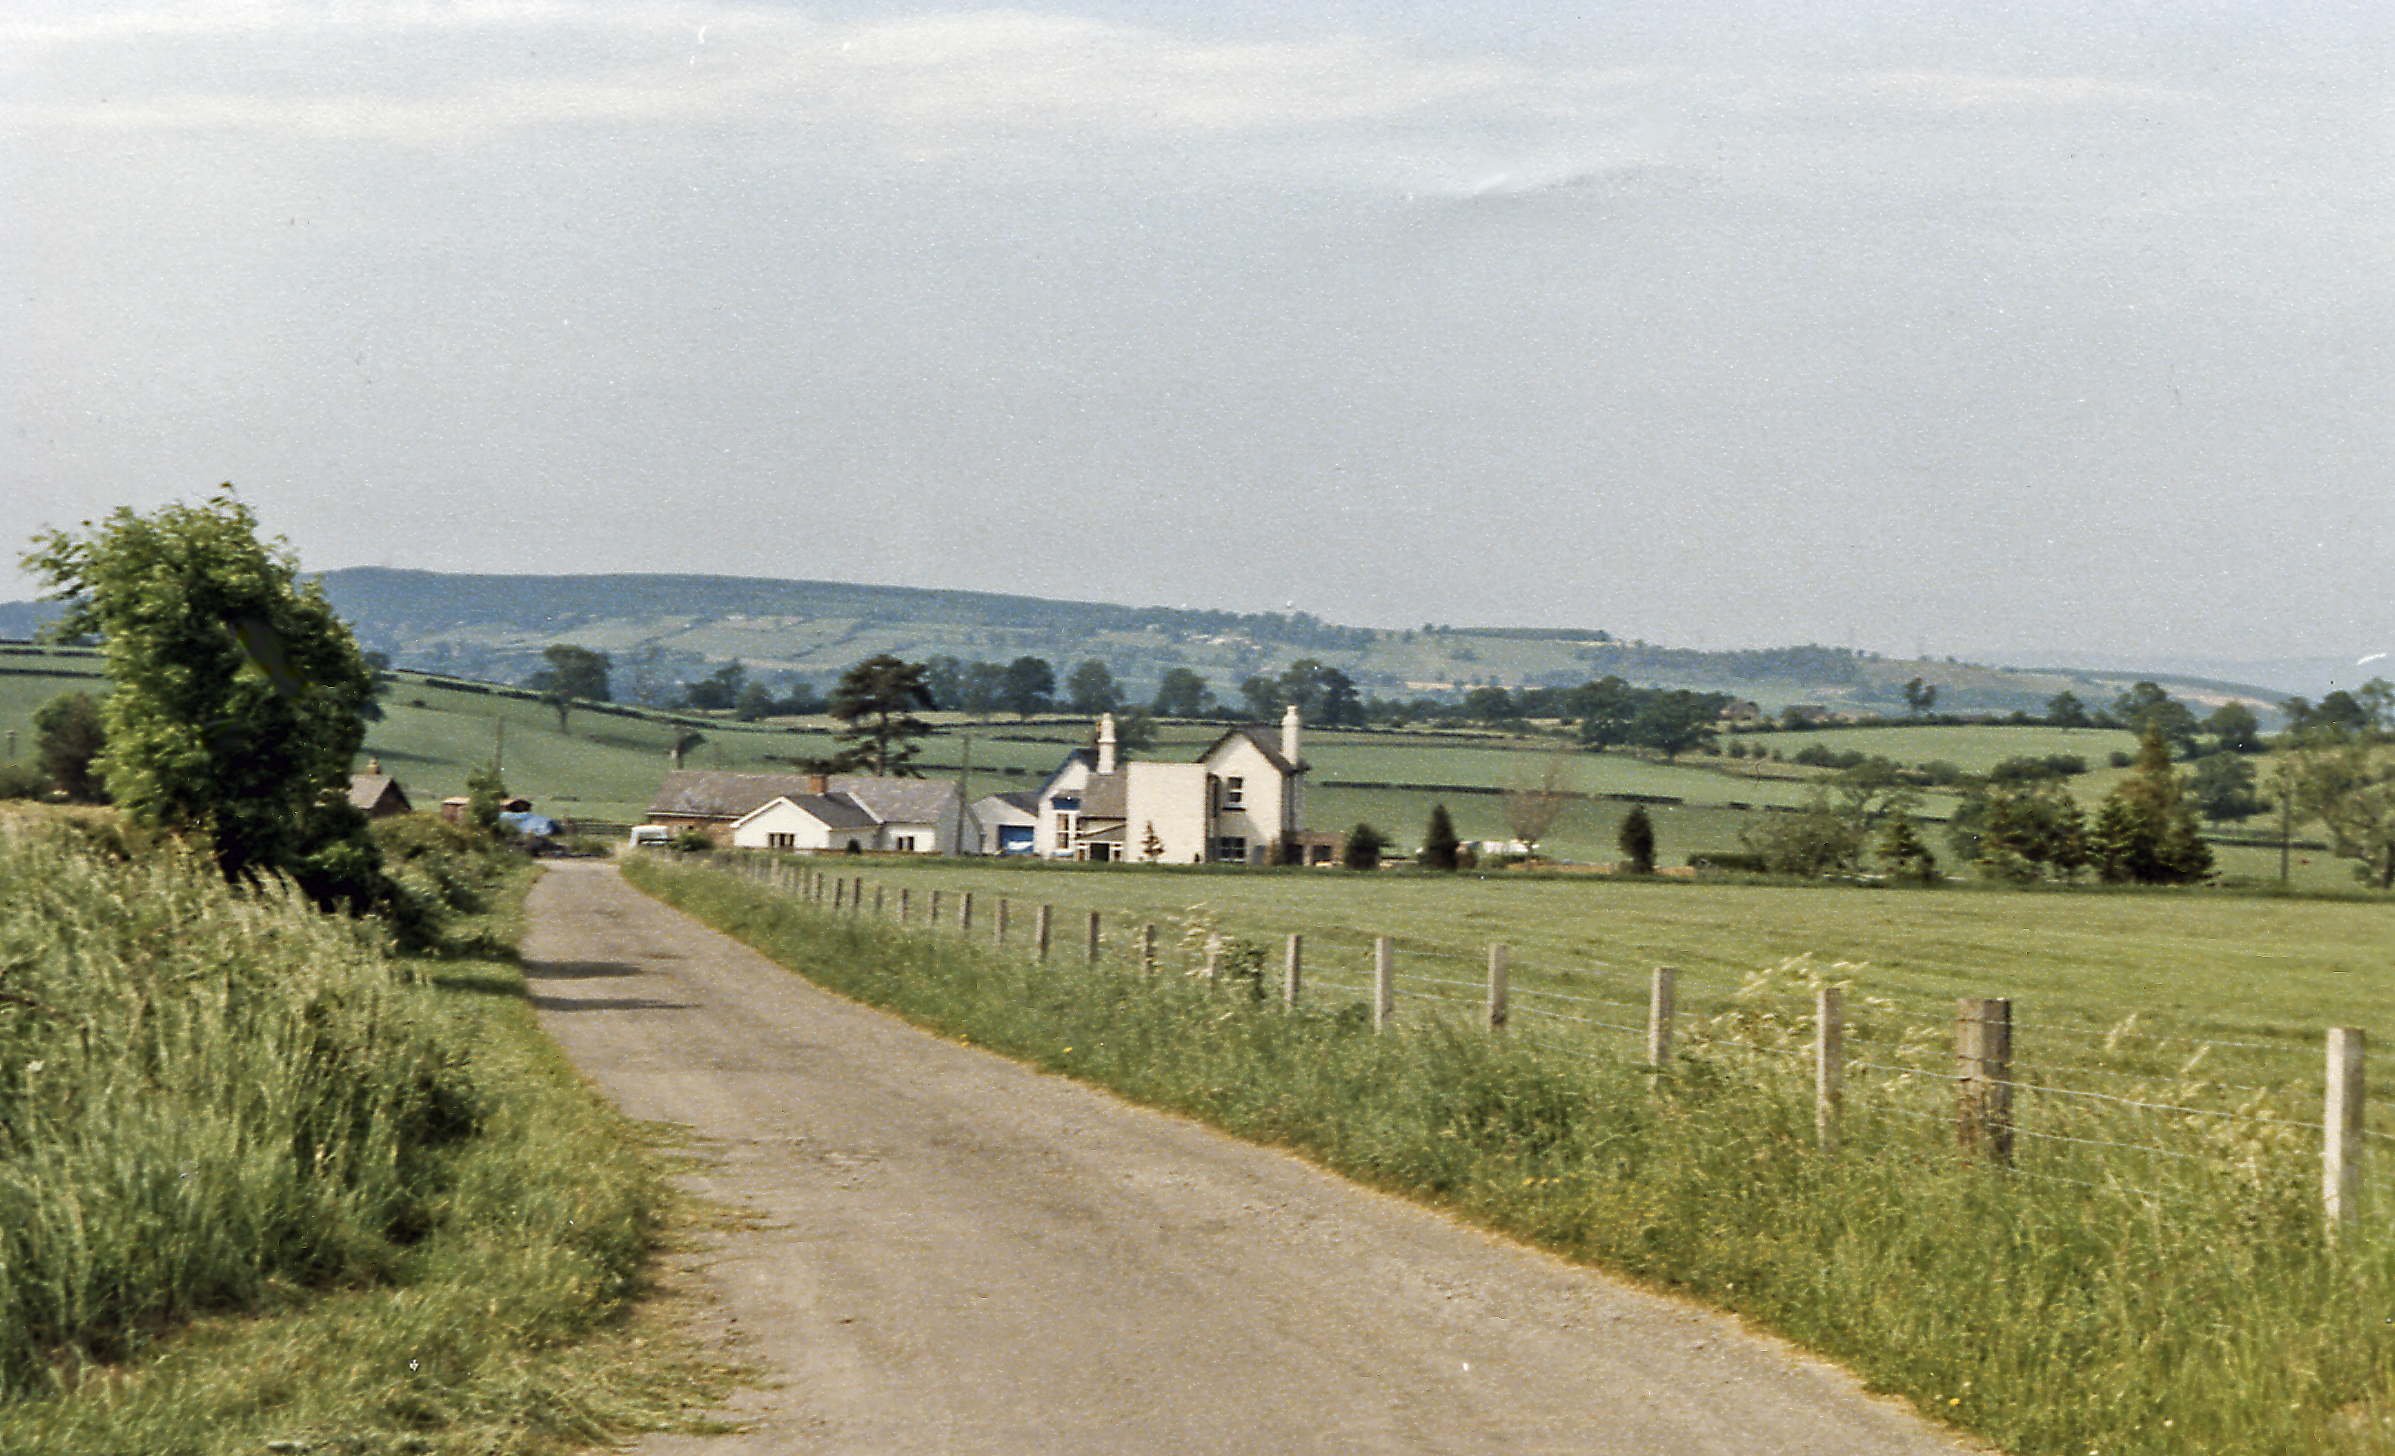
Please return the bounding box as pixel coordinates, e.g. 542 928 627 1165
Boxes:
3 566 2292 717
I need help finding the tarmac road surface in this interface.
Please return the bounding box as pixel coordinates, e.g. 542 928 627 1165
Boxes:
524 862 1982 1456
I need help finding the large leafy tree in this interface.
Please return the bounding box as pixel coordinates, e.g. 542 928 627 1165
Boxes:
1151 667 1215 719
32 690 108 803
25 492 380 898
1066 658 1123 716
2288 731 2395 889
999 656 1056 718
2109 682 2199 758
829 655 937 776
526 642 611 732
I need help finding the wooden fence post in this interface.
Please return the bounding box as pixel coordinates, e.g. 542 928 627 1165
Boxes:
928 888 942 925
1140 922 1157 978
1284 934 1303 1008
1374 937 1395 1032
1956 998 2014 1165
1815 986 1844 1151
995 897 1009 947
1487 944 1509 1034
1085 910 1101 964
2327 1028 2367 1233
832 878 845 912
873 884 885 917
898 888 911 924
959 892 973 935
1036 904 1053 961
1648 967 1676 1070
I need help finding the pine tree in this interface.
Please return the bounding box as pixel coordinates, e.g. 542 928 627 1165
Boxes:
1418 803 1460 870
1618 804 1657 874
2090 726 2213 884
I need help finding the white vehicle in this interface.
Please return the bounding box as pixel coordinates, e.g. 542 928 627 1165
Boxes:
626 824 674 850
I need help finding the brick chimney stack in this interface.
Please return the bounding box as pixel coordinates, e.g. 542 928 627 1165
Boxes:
807 773 829 796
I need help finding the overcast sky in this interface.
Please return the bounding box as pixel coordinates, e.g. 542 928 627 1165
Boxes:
3 1 2387 673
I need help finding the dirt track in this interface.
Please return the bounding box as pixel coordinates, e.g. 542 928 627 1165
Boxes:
523 862 1980 1455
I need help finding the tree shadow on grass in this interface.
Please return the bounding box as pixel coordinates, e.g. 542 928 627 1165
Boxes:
428 969 529 999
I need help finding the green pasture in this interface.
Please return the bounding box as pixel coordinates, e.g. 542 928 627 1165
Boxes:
772 852 2393 1084
2 658 2356 890
1743 722 2140 773
637 857 2395 1456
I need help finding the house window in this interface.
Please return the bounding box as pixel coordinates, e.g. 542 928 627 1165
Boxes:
1223 776 1245 808
767 832 795 850
1214 835 1247 863
1057 813 1076 849
894 835 918 853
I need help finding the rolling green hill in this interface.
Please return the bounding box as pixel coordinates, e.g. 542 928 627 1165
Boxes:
4 643 2352 889
6 567 2291 719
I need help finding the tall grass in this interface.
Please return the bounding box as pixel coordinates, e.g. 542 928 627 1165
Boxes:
0 823 479 1393
0 816 745 1453
628 855 2395 1456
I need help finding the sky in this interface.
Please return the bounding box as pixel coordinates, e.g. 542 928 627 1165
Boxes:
3 1 2388 680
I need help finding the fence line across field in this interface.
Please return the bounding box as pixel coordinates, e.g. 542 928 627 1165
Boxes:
700 854 2380 1236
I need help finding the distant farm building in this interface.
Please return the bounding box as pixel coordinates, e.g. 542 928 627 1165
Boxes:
347 760 413 818
650 771 972 854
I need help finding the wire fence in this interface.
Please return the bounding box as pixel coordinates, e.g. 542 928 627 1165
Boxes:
696 852 2393 1232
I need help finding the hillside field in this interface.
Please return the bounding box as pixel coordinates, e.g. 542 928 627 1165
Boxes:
2 652 2361 888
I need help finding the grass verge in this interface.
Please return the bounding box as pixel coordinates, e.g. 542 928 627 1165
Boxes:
625 853 2395 1456
0 814 748 1455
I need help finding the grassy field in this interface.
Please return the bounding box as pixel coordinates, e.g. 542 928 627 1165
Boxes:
0 811 745 1453
1 656 2354 886
736 852 2395 1115
627 856 2395 1456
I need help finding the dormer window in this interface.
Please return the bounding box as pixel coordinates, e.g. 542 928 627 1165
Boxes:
1223 776 1245 808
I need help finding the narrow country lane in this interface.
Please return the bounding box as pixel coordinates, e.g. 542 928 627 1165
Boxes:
522 861 1983 1456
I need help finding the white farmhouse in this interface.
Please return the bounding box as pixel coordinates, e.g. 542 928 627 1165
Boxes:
1058 708 1310 864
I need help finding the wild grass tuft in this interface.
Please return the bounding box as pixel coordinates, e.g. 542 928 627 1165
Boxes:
628 855 2395 1456
0 817 748 1453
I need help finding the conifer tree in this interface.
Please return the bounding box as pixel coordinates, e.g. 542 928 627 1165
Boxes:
2089 726 2213 883
1418 802 1461 871
1618 804 1657 874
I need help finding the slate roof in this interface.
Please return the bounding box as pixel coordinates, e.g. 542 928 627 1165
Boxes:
736 794 879 831
651 770 959 825
1078 771 1128 819
347 774 411 814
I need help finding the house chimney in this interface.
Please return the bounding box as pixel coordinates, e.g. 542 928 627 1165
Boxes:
367 757 382 775
1096 713 1117 776
1281 705 1301 766
807 773 829 796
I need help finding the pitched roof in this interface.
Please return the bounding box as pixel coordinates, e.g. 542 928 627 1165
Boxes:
978 790 1040 815
651 770 959 824
735 793 879 831
1201 726 1300 776
1035 748 1098 800
1078 770 1128 819
832 775 962 826
348 774 410 812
